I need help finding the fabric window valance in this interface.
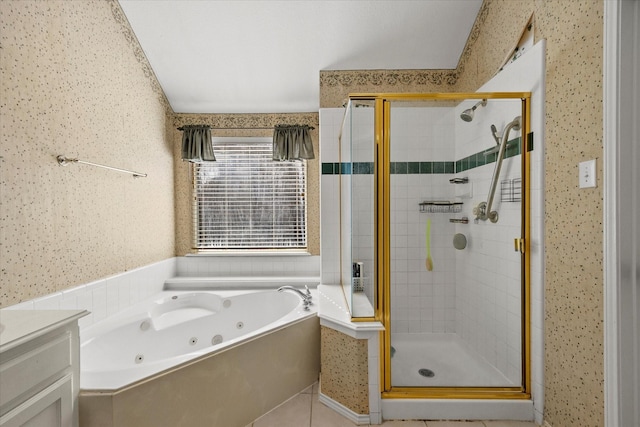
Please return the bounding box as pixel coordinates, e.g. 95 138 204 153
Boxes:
272 125 315 161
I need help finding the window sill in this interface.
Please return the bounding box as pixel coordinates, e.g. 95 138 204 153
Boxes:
187 250 312 257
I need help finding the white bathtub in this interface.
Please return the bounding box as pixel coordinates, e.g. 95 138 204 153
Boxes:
80 288 317 391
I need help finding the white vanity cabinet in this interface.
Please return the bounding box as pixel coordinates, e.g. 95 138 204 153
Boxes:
0 310 87 427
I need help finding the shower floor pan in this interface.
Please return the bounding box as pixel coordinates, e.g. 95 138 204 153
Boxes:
391 333 517 387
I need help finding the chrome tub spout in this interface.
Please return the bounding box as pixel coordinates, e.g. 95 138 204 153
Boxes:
277 285 312 310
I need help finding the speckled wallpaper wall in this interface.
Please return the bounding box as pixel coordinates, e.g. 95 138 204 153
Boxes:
457 2 604 427
320 326 369 414
0 0 175 307
320 1 605 426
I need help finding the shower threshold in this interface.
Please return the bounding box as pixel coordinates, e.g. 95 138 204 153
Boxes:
390 333 517 387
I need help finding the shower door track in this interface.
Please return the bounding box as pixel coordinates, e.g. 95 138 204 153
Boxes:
382 388 530 400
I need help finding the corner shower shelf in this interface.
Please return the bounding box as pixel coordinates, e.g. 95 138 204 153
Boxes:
419 201 463 214
450 177 473 199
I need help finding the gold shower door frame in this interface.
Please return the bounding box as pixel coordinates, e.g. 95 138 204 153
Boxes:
349 92 532 400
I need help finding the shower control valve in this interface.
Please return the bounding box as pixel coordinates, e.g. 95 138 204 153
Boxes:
473 202 486 219
473 202 498 223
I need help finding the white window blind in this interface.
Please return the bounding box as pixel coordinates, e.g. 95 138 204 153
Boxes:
192 138 307 250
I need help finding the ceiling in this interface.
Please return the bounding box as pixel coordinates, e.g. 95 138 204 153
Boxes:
119 0 483 114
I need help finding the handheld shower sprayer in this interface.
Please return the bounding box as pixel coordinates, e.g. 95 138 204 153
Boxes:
490 124 501 146
460 99 487 122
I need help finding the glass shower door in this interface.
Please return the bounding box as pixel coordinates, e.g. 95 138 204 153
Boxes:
381 96 529 395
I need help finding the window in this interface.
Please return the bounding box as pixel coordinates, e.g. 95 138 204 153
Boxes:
193 137 307 250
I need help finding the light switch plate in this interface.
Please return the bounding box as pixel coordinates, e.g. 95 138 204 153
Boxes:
579 159 596 188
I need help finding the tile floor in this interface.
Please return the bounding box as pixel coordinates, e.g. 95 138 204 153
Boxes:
248 383 539 427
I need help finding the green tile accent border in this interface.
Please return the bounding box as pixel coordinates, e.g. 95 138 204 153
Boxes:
321 163 335 175
320 132 534 175
420 162 432 174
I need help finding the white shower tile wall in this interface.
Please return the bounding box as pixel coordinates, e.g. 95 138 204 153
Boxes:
319 108 344 286
320 107 378 311
390 107 457 335
350 108 376 303
340 112 358 298
352 172 375 303
321 172 341 285
3 258 177 329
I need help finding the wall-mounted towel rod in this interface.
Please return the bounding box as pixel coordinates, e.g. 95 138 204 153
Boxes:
56 155 147 178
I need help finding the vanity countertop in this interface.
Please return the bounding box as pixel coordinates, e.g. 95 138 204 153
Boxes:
0 309 88 353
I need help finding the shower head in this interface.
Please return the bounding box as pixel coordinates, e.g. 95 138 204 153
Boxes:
460 99 487 122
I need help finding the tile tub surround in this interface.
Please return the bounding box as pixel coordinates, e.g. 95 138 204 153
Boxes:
175 254 321 278
4 255 320 332
3 258 177 330
79 315 320 427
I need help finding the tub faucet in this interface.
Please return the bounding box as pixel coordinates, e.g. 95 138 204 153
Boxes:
277 285 312 310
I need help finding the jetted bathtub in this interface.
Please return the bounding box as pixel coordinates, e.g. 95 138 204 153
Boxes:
79 287 320 427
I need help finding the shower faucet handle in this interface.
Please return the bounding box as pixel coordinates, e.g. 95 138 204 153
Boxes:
473 202 486 219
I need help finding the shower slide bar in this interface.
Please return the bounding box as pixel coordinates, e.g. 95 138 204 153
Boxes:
56 155 147 178
473 116 521 223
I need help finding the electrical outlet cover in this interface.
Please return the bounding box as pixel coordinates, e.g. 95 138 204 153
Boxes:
579 159 596 188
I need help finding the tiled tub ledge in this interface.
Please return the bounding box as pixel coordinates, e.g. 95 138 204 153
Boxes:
164 276 320 290
317 284 382 338
317 284 384 425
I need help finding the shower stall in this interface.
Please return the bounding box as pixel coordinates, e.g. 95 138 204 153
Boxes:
339 93 532 401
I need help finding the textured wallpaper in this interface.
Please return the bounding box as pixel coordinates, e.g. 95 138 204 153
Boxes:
457 2 604 426
0 0 175 307
320 326 369 414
